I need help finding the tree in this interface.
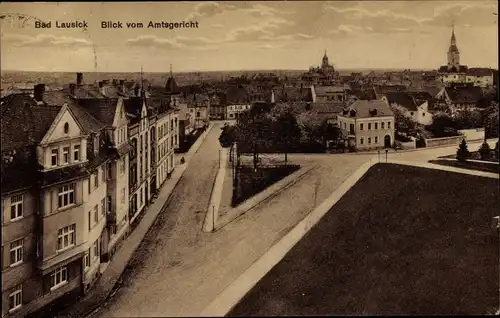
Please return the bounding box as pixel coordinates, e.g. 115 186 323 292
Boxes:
390 104 418 134
454 108 483 130
234 111 274 169
479 142 491 160
456 139 470 162
219 125 236 148
428 111 457 137
271 108 301 162
495 141 499 160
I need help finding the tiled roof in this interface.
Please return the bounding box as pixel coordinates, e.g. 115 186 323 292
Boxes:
165 76 180 93
384 92 418 111
445 86 484 104
340 100 394 118
274 86 312 102
314 85 347 95
76 97 118 126
438 65 468 73
349 88 377 100
467 68 493 77
225 85 249 104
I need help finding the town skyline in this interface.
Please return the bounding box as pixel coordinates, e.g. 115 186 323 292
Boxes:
0 1 498 72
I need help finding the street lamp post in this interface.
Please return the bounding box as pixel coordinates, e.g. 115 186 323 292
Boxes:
378 150 380 162
385 149 388 163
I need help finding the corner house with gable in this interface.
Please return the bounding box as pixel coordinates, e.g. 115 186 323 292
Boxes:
1 76 133 317
337 100 395 151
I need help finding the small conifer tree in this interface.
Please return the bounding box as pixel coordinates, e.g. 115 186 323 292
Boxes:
456 139 470 162
479 142 491 160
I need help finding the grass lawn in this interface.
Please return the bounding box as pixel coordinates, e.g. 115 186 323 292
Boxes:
429 159 499 174
228 163 499 316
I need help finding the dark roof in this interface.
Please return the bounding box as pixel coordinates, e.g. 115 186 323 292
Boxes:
467 68 493 77
350 88 377 100
445 86 484 104
274 86 312 102
384 92 418 111
165 76 180 94
340 100 394 118
225 85 249 104
123 97 144 124
438 65 468 73
76 97 118 126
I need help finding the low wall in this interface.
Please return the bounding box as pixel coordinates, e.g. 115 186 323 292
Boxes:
425 135 465 148
458 128 485 142
400 139 416 150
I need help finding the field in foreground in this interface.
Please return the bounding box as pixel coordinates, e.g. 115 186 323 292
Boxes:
228 163 499 316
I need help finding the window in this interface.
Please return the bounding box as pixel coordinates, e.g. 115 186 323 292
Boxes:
10 239 23 266
196 111 201 117
368 123 372 130
360 123 364 131
388 122 391 129
374 123 378 130
368 137 372 144
94 205 98 223
51 148 59 166
381 122 385 129
10 194 23 221
107 162 112 179
410 112 414 116
107 196 112 213
93 240 99 258
375 136 378 143
64 122 69 134
88 211 91 231
50 266 68 290
57 224 75 251
94 136 99 153
101 198 106 216
73 145 80 161
360 138 364 145
84 252 90 269
58 184 75 209
9 286 22 312
62 147 70 164
422 112 426 117
94 173 99 189
140 188 144 206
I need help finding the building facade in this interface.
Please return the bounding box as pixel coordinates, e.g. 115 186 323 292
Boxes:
337 100 395 151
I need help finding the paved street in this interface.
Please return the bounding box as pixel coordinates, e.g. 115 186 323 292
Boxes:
91 131 369 317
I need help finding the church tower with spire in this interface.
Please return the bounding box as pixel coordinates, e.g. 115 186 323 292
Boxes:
447 26 460 71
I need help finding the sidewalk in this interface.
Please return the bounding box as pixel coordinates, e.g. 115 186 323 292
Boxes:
59 124 215 318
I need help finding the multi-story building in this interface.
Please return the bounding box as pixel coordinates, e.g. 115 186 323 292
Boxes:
148 96 179 191
1 85 109 317
186 93 210 129
337 99 395 151
1 73 136 317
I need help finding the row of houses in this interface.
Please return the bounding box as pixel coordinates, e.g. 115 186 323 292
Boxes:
1 73 180 318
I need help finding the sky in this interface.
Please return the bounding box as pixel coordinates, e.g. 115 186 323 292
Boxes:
0 1 498 72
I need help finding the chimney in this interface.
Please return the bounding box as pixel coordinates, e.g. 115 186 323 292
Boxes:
98 81 106 96
69 83 76 96
34 84 45 102
76 72 83 86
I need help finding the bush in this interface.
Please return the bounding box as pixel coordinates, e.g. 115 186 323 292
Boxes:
479 142 491 160
456 139 470 162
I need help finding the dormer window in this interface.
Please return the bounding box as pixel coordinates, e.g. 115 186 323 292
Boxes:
64 123 69 134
